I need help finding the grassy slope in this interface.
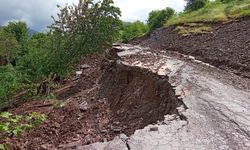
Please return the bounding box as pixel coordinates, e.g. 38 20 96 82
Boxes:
166 0 250 26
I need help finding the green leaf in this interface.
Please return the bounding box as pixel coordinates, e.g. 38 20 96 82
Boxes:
0 144 7 150
0 112 12 119
24 116 32 122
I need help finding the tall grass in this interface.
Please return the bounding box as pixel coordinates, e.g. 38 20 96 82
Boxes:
166 0 250 26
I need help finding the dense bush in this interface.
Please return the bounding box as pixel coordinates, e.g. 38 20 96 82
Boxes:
185 0 208 12
0 65 26 108
0 28 21 65
4 22 29 56
148 7 175 31
46 0 121 77
0 0 122 109
120 21 149 42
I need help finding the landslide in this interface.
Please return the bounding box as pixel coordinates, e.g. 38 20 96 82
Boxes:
131 17 250 78
99 59 185 135
3 49 185 149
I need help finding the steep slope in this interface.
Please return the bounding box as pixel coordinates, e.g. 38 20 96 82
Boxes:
132 16 250 78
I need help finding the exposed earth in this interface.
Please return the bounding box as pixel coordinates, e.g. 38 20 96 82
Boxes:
1 18 250 150
131 16 250 79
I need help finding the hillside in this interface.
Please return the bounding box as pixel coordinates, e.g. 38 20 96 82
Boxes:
166 0 250 26
132 17 250 79
1 1 250 149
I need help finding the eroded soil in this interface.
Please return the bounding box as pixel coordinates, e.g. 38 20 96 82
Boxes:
131 17 250 78
1 51 184 149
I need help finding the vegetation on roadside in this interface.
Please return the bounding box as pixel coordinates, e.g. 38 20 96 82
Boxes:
0 112 47 149
0 0 121 109
120 21 149 42
148 7 175 31
166 0 250 26
0 112 47 137
119 7 175 42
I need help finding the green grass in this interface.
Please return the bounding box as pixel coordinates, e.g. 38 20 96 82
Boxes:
166 0 250 26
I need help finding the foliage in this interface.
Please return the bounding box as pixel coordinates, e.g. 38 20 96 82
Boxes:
120 21 149 42
45 0 121 77
0 29 21 65
148 7 175 31
166 0 250 26
185 0 208 12
0 144 8 150
17 33 51 81
0 0 122 109
4 22 29 56
0 112 47 143
0 65 26 109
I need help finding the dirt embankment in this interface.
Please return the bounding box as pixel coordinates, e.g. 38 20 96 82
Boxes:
131 17 250 78
3 49 184 149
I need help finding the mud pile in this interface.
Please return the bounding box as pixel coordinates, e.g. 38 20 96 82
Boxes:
132 17 250 78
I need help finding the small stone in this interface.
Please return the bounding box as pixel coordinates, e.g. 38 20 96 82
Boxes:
112 128 122 132
79 101 88 112
40 144 54 150
114 121 120 125
80 64 90 70
103 138 108 142
54 122 61 128
40 145 47 150
76 71 83 76
149 127 159 132
101 129 108 133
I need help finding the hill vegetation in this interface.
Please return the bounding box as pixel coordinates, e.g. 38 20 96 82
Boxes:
166 0 250 26
0 0 121 109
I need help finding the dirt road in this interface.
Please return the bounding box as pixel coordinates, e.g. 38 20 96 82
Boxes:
81 44 250 150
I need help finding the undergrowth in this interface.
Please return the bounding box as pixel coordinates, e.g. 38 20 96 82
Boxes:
166 0 250 26
0 112 47 149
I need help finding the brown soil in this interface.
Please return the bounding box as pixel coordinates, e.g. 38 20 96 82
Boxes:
1 51 183 149
131 17 250 78
99 61 185 135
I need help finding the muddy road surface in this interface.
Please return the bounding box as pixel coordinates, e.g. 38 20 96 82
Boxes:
81 44 250 150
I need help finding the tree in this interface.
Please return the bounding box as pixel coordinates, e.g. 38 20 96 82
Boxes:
120 21 149 42
147 7 175 31
39 0 121 77
185 0 208 12
4 21 29 56
0 28 21 65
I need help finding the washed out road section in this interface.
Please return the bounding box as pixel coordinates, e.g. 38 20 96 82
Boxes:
81 44 250 150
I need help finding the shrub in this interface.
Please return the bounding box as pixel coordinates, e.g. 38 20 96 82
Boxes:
0 65 25 108
0 28 21 65
185 0 208 12
148 7 175 31
46 0 121 77
120 21 149 42
0 111 47 148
